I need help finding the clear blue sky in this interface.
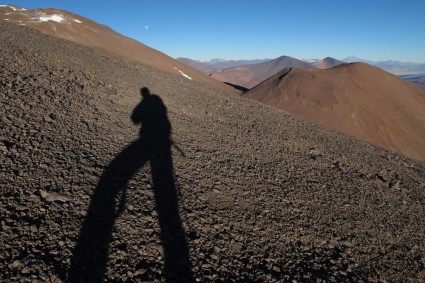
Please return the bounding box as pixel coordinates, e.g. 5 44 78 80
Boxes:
2 0 425 62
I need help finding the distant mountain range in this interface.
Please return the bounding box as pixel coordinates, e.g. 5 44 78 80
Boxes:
399 73 425 91
208 55 319 88
179 55 425 91
178 55 425 89
178 56 346 89
342 56 425 75
302 59 320 63
176 58 271 74
179 56 425 75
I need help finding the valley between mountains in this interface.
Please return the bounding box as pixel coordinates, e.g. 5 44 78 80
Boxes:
1 9 425 283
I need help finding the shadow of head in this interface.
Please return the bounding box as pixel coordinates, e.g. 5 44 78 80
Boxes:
141 87 151 98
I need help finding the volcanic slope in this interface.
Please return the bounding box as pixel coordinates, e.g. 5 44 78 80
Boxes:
0 5 235 94
244 64 425 161
210 55 318 89
2 21 425 282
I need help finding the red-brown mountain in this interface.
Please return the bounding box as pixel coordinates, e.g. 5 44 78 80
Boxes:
244 63 425 161
210 55 318 89
0 5 236 93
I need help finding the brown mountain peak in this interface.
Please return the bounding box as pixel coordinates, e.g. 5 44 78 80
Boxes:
245 63 425 161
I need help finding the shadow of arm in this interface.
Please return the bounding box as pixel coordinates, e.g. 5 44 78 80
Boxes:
172 141 186 158
131 103 143 125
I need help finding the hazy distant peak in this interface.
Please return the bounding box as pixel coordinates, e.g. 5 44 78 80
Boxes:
176 57 273 74
323 56 338 61
311 57 345 69
302 58 320 63
341 56 373 64
342 56 425 75
209 55 318 89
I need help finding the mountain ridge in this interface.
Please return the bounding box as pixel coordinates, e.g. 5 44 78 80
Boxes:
0 4 237 94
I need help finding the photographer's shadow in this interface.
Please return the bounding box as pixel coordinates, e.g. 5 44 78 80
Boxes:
68 87 194 282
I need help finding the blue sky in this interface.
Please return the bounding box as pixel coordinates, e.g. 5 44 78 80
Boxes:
2 0 425 62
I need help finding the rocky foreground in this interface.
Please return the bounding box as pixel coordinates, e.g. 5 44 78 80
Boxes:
1 21 425 282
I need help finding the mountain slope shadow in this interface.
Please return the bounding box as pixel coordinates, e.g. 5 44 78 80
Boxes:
68 87 194 282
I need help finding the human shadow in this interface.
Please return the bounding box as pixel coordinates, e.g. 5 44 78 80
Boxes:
68 87 194 282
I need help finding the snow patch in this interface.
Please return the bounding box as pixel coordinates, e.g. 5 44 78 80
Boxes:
73 19 82 23
0 5 26 11
86 26 98 33
302 58 320 63
178 70 192 80
1 5 15 11
174 67 192 80
39 14 65 23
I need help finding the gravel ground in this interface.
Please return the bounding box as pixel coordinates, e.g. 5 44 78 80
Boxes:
1 21 425 282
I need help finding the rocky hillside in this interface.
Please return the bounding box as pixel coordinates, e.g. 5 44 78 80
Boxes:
1 21 425 282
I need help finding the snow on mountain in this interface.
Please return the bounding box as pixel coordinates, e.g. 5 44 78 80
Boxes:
342 56 373 64
302 58 320 63
38 14 66 23
174 67 192 80
0 5 27 11
0 5 78 25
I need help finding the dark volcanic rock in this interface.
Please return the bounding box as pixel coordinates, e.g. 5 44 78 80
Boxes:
1 21 425 282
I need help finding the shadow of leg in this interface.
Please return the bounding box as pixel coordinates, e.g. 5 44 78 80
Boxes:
150 143 195 283
68 140 148 283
